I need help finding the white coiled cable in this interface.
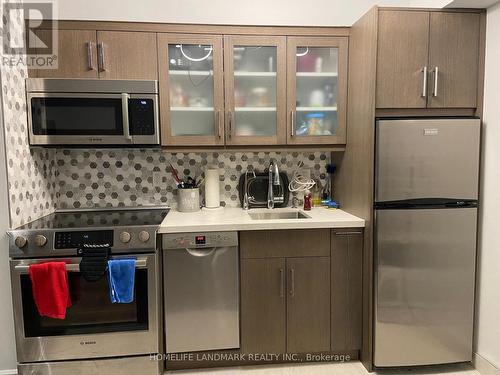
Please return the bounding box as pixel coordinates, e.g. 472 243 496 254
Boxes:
288 169 316 193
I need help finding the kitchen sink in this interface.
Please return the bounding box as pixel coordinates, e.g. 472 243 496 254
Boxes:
248 210 311 220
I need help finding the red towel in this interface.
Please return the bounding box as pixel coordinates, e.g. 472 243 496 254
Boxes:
28 262 72 319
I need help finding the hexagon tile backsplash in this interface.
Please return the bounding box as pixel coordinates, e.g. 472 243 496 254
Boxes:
1 1 58 228
55 149 330 210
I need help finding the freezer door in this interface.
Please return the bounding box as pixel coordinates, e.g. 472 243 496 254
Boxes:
376 118 480 202
374 208 477 367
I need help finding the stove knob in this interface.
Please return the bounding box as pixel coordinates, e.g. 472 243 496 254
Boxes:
34 235 47 247
119 231 131 244
15 236 27 249
138 231 150 243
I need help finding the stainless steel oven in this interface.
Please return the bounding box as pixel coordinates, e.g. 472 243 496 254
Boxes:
26 78 160 147
8 208 168 375
11 254 161 364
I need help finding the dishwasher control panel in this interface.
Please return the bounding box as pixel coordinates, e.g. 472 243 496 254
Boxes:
163 231 238 249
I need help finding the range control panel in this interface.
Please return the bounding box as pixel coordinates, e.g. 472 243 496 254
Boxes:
55 230 114 249
163 232 238 249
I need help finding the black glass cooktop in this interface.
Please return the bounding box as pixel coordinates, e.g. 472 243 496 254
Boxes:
16 208 169 230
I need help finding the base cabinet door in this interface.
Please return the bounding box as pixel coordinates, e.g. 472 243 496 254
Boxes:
331 230 363 352
286 257 331 353
240 258 286 354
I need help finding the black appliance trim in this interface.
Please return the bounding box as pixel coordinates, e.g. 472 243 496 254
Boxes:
374 198 478 210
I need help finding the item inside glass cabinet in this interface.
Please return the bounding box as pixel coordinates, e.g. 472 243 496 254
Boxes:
296 113 334 136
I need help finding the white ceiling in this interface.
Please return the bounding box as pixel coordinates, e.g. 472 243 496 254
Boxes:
446 0 500 7
31 0 499 26
53 0 410 26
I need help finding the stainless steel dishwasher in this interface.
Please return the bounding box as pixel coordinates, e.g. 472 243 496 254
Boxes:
162 232 239 353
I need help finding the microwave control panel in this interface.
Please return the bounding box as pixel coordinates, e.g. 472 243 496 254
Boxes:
129 98 155 135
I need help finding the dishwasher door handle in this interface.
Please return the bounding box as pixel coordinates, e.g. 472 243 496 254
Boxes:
185 247 217 257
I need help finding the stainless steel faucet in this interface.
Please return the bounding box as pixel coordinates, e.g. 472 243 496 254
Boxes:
267 160 281 209
243 169 256 210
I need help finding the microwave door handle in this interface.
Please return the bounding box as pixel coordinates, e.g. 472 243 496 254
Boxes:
121 93 132 143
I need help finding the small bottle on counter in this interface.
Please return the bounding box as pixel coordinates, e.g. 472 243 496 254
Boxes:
303 190 312 211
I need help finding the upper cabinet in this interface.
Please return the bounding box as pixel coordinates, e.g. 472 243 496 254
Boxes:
157 34 225 146
224 36 287 146
376 10 481 109
427 12 481 108
33 30 158 80
287 37 348 145
27 25 350 147
30 29 98 78
96 31 158 80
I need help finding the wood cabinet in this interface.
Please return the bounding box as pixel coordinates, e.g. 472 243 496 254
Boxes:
159 34 348 147
331 229 363 351
376 11 429 108
96 31 158 80
286 37 349 145
240 258 286 354
427 12 481 108
29 24 350 147
31 29 98 78
240 229 331 354
286 257 331 353
157 34 225 146
224 35 287 146
376 10 481 109
33 30 158 80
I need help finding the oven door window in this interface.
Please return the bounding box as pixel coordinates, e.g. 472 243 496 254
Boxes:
31 97 124 136
20 270 148 337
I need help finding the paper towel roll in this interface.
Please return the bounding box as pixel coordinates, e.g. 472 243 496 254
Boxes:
205 168 220 208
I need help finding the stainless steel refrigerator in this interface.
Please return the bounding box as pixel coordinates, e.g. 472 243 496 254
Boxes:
374 118 480 367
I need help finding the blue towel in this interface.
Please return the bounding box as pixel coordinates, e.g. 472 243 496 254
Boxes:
107 258 136 303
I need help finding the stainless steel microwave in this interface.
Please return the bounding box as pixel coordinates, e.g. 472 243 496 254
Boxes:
26 78 160 147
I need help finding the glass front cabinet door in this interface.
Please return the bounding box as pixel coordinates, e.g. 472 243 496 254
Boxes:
158 34 225 146
223 36 286 145
287 37 348 145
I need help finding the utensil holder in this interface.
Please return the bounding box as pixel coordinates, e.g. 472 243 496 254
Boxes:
177 188 200 212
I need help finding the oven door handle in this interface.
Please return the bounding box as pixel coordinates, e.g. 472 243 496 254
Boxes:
121 93 132 143
14 258 148 273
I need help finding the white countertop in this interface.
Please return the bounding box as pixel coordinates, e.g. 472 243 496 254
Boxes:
158 207 365 234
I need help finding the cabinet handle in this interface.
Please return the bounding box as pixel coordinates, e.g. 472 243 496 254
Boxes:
421 66 428 98
433 67 439 97
87 42 95 71
227 110 233 139
335 231 363 236
279 268 284 298
215 110 220 138
290 110 295 137
289 268 295 297
97 42 106 72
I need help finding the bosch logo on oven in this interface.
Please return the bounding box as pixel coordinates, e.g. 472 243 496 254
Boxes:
80 341 97 346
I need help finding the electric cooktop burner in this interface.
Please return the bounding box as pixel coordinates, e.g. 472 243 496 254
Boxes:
16 207 170 230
